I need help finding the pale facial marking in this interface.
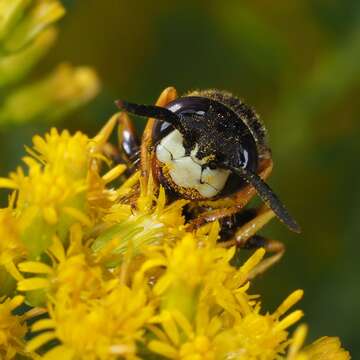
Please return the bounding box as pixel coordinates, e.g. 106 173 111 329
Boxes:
156 130 231 198
158 130 185 159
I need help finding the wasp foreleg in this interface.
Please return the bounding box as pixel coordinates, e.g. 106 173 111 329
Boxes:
218 205 285 278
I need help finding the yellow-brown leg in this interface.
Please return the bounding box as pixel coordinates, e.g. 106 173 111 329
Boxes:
218 205 284 278
117 112 141 172
101 112 140 170
102 142 122 164
247 238 284 279
187 203 250 231
218 205 275 248
140 87 178 182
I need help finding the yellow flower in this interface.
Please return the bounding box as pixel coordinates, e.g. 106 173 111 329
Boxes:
0 0 65 87
22 235 154 359
0 63 100 123
0 208 26 285
147 308 220 359
92 174 188 267
146 233 305 360
303 337 350 360
0 117 122 257
0 27 57 88
286 325 350 360
1 0 65 53
0 0 99 125
30 127 90 178
17 227 109 304
27 283 153 360
8 160 89 257
0 117 351 359
213 301 303 359
0 295 29 359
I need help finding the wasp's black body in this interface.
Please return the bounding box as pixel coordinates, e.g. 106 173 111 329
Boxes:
116 88 300 234
113 87 300 274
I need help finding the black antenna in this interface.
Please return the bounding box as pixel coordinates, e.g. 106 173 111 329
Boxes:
115 100 183 131
226 164 301 233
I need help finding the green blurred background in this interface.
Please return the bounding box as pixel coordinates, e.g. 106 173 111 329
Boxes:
1 0 359 356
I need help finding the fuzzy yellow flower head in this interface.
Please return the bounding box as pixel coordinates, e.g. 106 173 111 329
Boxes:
0 118 351 359
0 117 121 258
30 128 90 178
20 233 155 359
92 176 188 267
0 208 26 284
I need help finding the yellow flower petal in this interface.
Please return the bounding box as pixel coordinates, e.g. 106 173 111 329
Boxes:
117 171 140 195
31 318 56 332
274 310 304 332
18 261 53 274
148 340 178 359
155 186 166 213
26 331 57 352
43 206 58 225
92 113 119 146
287 324 308 360
63 206 92 227
102 164 126 184
42 345 75 360
9 295 24 309
274 289 304 318
4 260 24 281
172 309 194 339
153 274 173 296
17 277 50 291
305 336 350 360
240 247 266 274
48 235 65 262
161 311 180 346
0 177 17 188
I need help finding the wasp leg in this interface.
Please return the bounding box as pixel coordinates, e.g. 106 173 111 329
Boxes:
102 142 123 164
92 113 121 164
100 112 140 171
218 205 284 278
246 237 284 279
118 112 140 160
188 205 246 230
141 87 178 182
93 113 119 146
117 112 141 173
218 205 275 248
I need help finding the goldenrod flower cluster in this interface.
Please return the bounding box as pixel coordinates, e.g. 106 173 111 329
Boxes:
0 118 350 359
0 0 99 125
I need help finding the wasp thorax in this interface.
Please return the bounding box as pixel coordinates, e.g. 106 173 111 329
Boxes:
156 129 231 198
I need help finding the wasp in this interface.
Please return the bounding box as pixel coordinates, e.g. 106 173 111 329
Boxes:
114 87 300 275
